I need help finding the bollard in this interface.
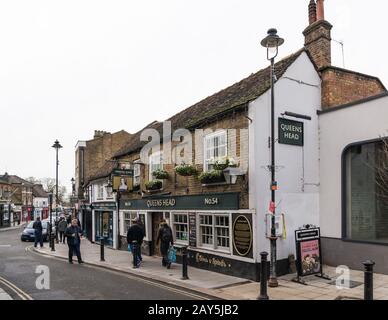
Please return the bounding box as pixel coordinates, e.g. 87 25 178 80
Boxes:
132 240 138 268
100 237 105 262
258 252 269 300
363 260 375 300
51 232 55 252
181 246 189 280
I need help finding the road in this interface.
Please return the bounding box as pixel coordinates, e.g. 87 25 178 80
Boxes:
0 227 202 300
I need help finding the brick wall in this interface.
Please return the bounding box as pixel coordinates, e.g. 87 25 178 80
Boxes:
118 111 250 209
83 131 132 185
321 67 386 109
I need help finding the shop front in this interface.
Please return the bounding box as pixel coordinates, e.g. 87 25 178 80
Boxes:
120 192 259 280
0 203 11 228
92 202 117 248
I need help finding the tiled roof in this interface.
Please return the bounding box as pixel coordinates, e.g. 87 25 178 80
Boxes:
0 174 34 187
114 49 305 158
85 161 118 185
32 184 49 198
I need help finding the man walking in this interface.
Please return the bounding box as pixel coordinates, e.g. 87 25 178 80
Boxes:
65 219 84 264
156 219 174 269
126 217 144 268
33 217 43 248
58 217 68 244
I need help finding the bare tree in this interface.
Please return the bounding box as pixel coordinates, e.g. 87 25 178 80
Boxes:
375 137 388 201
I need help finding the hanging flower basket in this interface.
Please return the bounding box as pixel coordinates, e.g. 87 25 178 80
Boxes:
152 169 169 180
175 164 198 177
145 180 163 191
198 170 226 184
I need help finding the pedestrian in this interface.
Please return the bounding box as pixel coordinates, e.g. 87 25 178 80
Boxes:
126 217 144 268
58 217 68 244
33 217 44 248
156 219 174 269
65 218 84 264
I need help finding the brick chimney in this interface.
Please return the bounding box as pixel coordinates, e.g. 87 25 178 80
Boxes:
303 0 332 69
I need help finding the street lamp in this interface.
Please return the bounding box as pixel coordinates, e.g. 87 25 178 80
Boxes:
52 139 62 244
105 180 121 250
261 28 284 288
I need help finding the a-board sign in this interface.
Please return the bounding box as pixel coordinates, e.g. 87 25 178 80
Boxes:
295 227 323 277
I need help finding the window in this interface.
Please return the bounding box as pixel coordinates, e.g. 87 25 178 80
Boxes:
149 151 163 180
199 213 230 251
344 140 388 243
97 184 104 199
215 215 230 249
134 160 141 187
199 214 213 246
204 131 227 171
173 213 188 243
124 212 138 232
106 184 113 199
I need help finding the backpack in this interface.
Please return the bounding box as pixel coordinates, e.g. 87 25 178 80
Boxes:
161 226 172 243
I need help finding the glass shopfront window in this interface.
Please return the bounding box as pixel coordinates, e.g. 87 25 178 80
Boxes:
344 139 388 243
95 211 114 246
199 213 231 252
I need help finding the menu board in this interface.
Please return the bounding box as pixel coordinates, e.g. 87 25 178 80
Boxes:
189 212 197 247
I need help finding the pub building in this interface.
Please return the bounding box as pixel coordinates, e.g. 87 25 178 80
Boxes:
78 1 388 280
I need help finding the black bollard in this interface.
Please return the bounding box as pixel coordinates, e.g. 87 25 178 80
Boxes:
132 240 138 268
100 237 105 262
51 232 55 252
181 246 189 280
363 260 375 300
258 252 269 300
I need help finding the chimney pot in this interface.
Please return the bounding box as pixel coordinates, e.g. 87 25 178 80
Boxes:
317 0 325 21
308 0 317 25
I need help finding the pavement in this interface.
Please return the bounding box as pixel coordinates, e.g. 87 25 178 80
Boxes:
34 239 388 300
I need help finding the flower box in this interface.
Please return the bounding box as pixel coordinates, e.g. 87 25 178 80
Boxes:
145 180 163 191
198 170 226 185
175 164 198 177
152 169 169 180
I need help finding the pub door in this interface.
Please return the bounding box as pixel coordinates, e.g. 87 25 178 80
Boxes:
152 212 164 256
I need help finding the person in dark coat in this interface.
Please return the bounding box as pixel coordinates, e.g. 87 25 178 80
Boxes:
33 217 43 248
58 217 68 244
127 217 145 268
156 219 174 269
65 219 84 264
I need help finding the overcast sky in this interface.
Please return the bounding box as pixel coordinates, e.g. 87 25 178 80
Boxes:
0 0 386 193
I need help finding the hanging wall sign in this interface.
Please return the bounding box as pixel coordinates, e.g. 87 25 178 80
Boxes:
278 118 304 146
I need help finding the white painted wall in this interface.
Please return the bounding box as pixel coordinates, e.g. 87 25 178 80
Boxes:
319 94 388 238
249 52 322 261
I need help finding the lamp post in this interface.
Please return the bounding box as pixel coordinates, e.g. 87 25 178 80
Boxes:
105 180 120 249
52 140 62 243
261 28 284 288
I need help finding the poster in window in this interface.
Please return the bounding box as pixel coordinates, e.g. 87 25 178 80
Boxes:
299 239 321 276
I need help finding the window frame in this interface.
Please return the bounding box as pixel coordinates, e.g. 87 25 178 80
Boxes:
149 151 164 181
198 212 231 253
342 137 388 246
133 159 141 187
172 212 189 245
203 130 228 172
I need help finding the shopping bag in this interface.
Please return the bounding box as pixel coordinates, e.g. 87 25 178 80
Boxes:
167 246 177 263
127 244 132 252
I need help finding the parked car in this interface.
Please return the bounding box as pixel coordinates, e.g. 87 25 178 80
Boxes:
20 220 56 242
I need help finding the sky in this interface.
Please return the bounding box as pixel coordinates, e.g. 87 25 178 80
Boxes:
0 0 387 193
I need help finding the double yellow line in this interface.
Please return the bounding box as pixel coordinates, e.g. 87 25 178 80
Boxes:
0 276 33 300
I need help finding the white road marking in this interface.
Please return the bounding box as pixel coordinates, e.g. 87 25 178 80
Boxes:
0 276 33 300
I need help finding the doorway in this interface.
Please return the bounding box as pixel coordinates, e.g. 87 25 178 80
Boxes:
152 212 164 256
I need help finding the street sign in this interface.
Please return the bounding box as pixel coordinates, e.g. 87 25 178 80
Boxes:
278 118 304 146
112 168 134 177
